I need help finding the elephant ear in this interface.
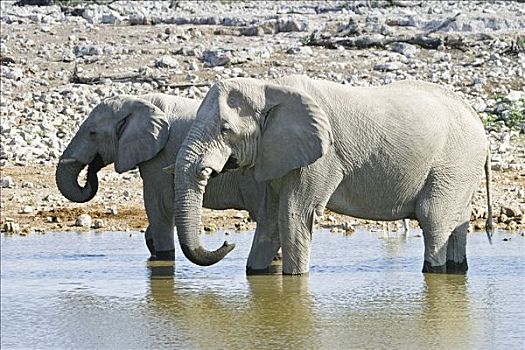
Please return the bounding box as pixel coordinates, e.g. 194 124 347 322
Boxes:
114 98 169 173
254 84 333 182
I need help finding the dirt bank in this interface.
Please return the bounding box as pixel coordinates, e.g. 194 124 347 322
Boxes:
1 164 523 236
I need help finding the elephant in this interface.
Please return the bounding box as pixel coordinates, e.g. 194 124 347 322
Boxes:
55 93 265 260
173 74 493 275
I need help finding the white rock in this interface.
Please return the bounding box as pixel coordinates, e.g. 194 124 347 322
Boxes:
0 66 23 80
0 176 14 188
92 219 105 229
278 18 308 32
203 49 232 67
75 214 92 227
74 43 103 57
506 90 523 102
233 212 245 219
373 62 403 71
391 42 417 58
154 55 179 68
101 12 122 25
20 205 34 214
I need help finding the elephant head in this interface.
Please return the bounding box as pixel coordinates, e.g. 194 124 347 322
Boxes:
56 96 169 203
174 77 332 266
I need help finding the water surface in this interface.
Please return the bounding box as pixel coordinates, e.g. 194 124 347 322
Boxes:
1 229 524 349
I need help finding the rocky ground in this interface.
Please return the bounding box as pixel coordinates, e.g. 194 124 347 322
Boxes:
1 0 524 237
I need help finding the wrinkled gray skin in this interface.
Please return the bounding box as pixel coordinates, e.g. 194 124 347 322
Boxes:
56 94 264 260
174 75 492 274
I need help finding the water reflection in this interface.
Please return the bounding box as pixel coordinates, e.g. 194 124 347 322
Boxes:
146 261 317 349
245 275 316 349
419 274 472 349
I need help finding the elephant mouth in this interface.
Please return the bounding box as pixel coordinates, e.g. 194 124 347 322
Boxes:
59 153 105 170
88 153 105 173
222 155 239 172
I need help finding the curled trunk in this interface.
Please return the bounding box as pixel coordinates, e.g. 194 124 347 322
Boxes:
55 154 104 203
174 147 235 266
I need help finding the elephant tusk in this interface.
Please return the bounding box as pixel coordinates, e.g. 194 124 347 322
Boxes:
162 164 175 174
59 158 77 164
199 167 213 180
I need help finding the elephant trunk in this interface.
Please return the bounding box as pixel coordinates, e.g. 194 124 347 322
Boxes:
55 154 104 203
174 145 235 266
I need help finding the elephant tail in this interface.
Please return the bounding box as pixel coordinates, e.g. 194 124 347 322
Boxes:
484 150 494 244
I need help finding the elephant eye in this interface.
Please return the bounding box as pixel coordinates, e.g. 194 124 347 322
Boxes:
89 130 97 137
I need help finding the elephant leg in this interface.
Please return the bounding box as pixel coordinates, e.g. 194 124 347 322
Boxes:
151 221 175 260
417 197 456 273
143 182 175 261
446 206 470 274
246 186 281 274
420 229 450 274
278 170 343 275
279 202 315 275
145 225 156 256
417 184 476 273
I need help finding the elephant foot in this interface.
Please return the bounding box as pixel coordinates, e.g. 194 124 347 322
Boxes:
446 259 468 274
283 271 309 276
149 249 175 261
147 260 176 279
422 260 447 274
246 264 282 275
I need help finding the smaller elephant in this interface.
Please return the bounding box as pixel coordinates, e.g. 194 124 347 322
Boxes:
56 94 265 259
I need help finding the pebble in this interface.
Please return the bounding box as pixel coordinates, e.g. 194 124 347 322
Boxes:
75 214 92 227
0 176 14 188
154 55 179 68
373 62 403 72
92 219 105 229
234 222 249 231
73 43 103 57
504 205 523 218
22 181 34 188
202 49 231 67
498 213 509 224
233 212 245 219
2 221 20 233
19 205 34 214
203 224 217 232
341 221 355 233
391 42 417 58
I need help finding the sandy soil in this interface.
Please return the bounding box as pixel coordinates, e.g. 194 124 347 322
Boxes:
1 164 523 236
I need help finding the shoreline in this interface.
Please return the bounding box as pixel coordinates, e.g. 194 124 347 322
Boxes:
1 164 523 236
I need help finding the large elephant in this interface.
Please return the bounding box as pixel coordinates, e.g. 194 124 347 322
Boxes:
173 75 493 275
55 94 265 260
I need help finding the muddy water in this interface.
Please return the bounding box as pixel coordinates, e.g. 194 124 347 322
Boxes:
1 229 524 349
